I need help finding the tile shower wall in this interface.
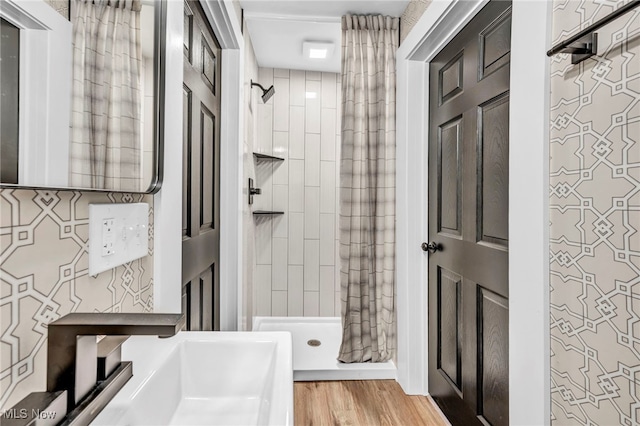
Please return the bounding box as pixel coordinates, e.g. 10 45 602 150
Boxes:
0 190 154 409
252 68 341 318
549 1 640 425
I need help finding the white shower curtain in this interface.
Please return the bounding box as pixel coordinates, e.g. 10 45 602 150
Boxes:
69 0 142 190
338 14 398 363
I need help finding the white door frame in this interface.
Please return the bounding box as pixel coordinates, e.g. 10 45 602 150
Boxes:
155 0 244 332
395 1 551 424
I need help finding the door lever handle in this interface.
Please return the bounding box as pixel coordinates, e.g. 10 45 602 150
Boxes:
421 242 441 253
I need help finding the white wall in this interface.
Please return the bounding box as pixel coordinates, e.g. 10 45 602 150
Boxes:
241 22 259 330
252 68 342 318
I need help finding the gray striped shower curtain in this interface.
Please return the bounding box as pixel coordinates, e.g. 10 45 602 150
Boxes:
338 14 398 363
69 0 142 190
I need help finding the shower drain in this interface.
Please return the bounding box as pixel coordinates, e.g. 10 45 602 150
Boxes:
307 339 322 347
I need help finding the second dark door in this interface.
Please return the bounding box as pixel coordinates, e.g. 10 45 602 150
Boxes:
182 0 221 331
427 1 511 425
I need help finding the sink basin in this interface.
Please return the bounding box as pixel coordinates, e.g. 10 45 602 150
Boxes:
91 332 293 426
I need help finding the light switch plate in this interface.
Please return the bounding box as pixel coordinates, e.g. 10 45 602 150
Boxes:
89 203 149 276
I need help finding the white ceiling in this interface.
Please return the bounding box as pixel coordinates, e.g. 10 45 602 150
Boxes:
240 0 410 73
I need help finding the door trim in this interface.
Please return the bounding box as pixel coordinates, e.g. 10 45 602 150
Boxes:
396 1 551 424
154 0 243 331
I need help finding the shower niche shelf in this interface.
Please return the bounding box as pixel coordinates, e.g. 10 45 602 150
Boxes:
253 152 284 161
253 210 284 216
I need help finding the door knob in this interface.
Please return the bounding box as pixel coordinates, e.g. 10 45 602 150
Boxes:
421 242 441 253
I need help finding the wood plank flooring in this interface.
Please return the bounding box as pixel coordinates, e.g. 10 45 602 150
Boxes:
294 380 450 426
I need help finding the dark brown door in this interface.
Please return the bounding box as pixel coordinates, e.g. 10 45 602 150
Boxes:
182 0 221 331
427 2 511 425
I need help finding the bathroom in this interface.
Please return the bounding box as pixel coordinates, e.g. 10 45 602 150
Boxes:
1 0 639 425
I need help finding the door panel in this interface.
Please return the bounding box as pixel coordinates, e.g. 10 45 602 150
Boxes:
437 267 462 391
438 119 462 236
428 2 511 424
477 94 509 246
439 53 464 104
182 0 221 331
479 12 512 79
200 105 215 230
478 287 509 426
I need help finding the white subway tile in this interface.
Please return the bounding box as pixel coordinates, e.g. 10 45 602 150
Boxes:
290 70 305 106
335 242 341 292
335 292 341 317
258 67 274 87
320 162 336 213
256 265 272 316
306 71 321 81
273 131 288 159
273 77 290 132
320 266 335 316
305 80 321 134
303 240 320 291
321 73 337 108
288 265 304 316
304 134 321 187
336 77 342 111
335 171 340 224
272 131 288 186
272 238 288 291
272 214 288 242
273 184 288 212
272 186 288 239
288 160 304 212
304 187 320 239
321 109 337 161
273 161 289 187
255 218 272 265
336 100 342 137
254 162 273 211
274 68 289 78
288 212 304 265
289 106 305 159
320 214 335 265
304 291 320 316
256 104 273 152
272 291 288 316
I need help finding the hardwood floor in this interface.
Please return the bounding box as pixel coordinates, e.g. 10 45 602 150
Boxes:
294 380 450 426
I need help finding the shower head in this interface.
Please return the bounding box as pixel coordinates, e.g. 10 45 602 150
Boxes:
251 80 275 103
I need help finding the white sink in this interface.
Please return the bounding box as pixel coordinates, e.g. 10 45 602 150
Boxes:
91 332 293 426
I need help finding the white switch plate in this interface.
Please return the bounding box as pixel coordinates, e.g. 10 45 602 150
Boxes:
89 203 149 276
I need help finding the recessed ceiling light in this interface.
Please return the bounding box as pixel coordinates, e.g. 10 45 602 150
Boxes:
305 92 317 99
303 41 334 60
309 48 328 59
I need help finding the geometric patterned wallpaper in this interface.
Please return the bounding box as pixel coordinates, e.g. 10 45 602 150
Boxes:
399 0 431 43
549 1 640 424
0 189 154 410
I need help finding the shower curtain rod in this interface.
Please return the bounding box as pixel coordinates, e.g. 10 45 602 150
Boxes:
546 0 640 64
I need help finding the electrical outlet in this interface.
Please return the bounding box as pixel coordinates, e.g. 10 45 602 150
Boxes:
102 218 115 256
89 203 149 276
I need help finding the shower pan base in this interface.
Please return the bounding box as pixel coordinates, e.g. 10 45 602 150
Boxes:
253 317 396 381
